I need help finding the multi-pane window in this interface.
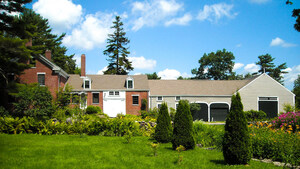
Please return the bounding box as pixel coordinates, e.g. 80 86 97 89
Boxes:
157 96 163 101
37 73 45 86
115 91 119 95
92 93 99 104
175 96 180 101
132 96 139 105
84 80 90 89
128 80 133 89
109 91 114 95
109 91 120 96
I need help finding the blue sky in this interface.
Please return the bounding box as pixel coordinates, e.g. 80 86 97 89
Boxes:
28 0 299 90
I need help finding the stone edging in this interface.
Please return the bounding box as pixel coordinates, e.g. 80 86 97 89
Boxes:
252 158 299 168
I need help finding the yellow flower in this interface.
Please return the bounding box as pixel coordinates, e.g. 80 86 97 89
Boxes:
287 131 291 134
296 125 299 129
284 123 287 126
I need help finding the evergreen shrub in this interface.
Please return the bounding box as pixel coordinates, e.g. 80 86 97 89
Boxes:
154 103 172 143
172 100 195 150
222 93 252 165
244 110 266 122
86 105 102 114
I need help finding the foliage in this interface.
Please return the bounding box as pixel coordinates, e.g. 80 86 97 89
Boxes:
293 75 300 109
192 49 235 80
0 106 9 117
154 103 172 143
150 142 159 156
223 93 252 165
190 103 201 120
141 98 147 111
193 121 224 149
14 8 76 74
255 54 287 85
176 145 186 165
103 16 133 75
244 110 267 122
146 72 161 79
249 122 300 166
124 130 133 143
140 108 159 119
172 100 195 150
13 83 54 121
169 107 176 121
85 105 103 114
283 103 298 113
56 84 72 108
272 112 300 133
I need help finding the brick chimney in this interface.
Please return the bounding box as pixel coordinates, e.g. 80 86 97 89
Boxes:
45 50 51 61
81 54 86 77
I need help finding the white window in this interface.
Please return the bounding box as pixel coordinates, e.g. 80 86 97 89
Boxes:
157 103 162 109
83 77 91 89
175 103 179 109
157 96 163 101
126 77 134 89
175 96 180 101
259 97 278 101
109 91 120 96
109 91 114 95
115 91 119 96
37 73 45 86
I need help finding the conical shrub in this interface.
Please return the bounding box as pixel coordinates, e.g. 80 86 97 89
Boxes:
222 92 252 165
172 100 195 150
154 102 173 143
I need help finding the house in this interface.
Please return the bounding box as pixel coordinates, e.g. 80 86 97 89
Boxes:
65 54 149 117
148 74 295 121
19 50 69 98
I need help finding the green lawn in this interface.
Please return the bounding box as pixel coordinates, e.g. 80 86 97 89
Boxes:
0 134 279 169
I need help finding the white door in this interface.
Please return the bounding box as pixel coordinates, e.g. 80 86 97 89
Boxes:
103 99 126 117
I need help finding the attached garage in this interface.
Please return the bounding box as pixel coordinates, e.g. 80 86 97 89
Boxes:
210 103 229 121
192 103 208 121
258 97 278 118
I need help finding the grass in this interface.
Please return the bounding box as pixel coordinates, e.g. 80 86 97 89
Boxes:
0 134 280 169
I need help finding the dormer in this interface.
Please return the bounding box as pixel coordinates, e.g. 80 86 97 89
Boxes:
83 77 91 89
126 76 134 89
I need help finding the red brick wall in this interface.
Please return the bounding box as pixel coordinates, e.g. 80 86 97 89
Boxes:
126 91 148 115
19 59 61 98
87 91 103 110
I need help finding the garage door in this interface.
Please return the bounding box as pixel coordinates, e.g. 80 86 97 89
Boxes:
210 103 229 121
103 99 126 117
192 103 208 121
258 97 278 118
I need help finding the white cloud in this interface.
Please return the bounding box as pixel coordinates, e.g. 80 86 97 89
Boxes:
131 0 184 31
74 54 81 67
233 63 244 71
158 68 191 79
249 0 271 4
270 37 297 48
236 44 242 48
283 65 300 90
244 63 260 73
33 0 82 33
165 13 192 26
97 66 108 75
197 3 238 23
63 12 114 50
128 56 157 70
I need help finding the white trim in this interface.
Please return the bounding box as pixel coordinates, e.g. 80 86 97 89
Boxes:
175 103 179 109
157 103 162 109
151 95 231 97
132 95 139 105
126 76 134 89
175 96 180 101
192 101 209 122
157 96 163 102
209 102 230 122
37 72 46 86
257 96 279 116
238 73 295 96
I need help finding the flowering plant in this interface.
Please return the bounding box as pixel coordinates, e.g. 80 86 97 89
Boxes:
273 112 300 133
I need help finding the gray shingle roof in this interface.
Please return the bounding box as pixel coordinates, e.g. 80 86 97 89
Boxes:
148 78 257 96
66 74 149 91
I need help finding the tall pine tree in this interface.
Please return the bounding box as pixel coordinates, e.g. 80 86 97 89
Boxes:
103 16 133 75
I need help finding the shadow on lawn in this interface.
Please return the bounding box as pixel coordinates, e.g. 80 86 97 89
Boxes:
210 159 226 165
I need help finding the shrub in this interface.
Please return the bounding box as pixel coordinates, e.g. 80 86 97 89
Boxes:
154 103 172 143
13 84 54 121
193 121 224 149
172 100 195 150
283 103 298 113
0 106 9 117
223 93 252 165
86 105 102 114
141 108 159 119
272 112 300 133
56 84 72 108
244 110 266 122
169 107 176 122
